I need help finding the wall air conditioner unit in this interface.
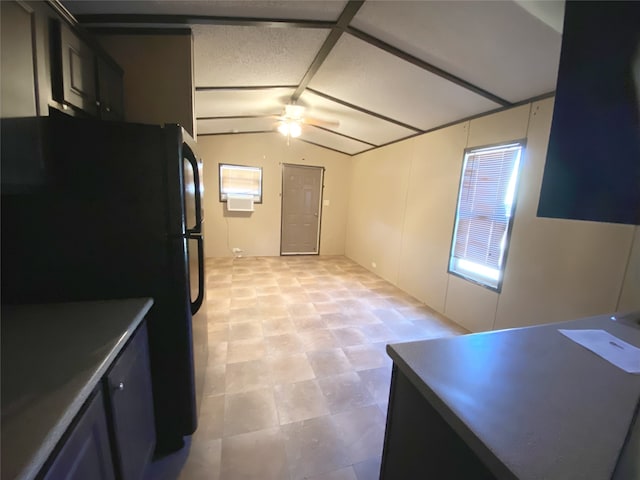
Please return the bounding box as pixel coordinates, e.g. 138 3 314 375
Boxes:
227 194 254 212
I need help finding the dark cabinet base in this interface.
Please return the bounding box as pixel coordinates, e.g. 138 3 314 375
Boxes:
380 366 498 480
43 389 115 480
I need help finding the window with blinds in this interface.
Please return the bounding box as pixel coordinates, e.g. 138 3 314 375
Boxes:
219 164 263 203
449 142 524 291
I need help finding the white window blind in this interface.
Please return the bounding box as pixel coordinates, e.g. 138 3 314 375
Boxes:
449 142 523 290
219 164 262 202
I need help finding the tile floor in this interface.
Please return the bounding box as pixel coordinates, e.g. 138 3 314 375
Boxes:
150 255 466 480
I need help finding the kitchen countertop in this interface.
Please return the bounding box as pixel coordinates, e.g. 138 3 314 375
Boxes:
387 312 640 480
1 298 154 480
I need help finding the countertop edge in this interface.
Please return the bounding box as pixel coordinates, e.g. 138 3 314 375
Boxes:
385 314 640 480
18 298 153 480
386 344 518 479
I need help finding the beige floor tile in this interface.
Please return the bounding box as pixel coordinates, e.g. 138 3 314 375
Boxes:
177 438 221 480
259 304 291 318
321 312 351 329
231 286 257 298
226 337 266 364
228 306 260 322
208 341 228 365
158 255 467 479
307 291 332 303
228 320 263 341
287 302 318 317
356 367 392 405
203 364 226 397
306 348 352 378
299 329 339 351
291 315 326 331
223 388 279 437
274 379 329 425
353 457 382 480
343 344 388 371
281 416 349 480
194 394 224 440
331 327 368 347
265 333 305 356
220 427 289 480
256 285 282 295
303 466 358 480
262 316 297 336
332 405 385 465
225 359 271 393
268 353 316 385
230 296 258 309
317 372 376 414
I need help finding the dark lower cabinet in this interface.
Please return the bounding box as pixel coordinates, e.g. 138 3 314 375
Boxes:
43 389 115 480
41 321 155 480
105 322 156 480
380 366 498 480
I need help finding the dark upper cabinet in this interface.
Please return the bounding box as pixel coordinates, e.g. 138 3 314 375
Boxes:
53 22 124 120
537 1 640 225
58 23 99 116
43 389 116 480
0 1 51 192
97 57 124 121
0 1 39 118
104 322 156 480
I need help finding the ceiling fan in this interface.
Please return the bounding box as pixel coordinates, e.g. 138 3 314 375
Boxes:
274 104 339 141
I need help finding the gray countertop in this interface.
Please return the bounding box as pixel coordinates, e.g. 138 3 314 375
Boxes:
387 313 640 480
1 298 153 480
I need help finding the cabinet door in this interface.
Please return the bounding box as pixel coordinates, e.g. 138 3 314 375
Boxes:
0 1 38 118
97 57 123 121
43 389 116 480
59 24 97 116
106 322 156 480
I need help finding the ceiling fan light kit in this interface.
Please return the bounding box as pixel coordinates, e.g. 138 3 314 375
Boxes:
278 120 302 138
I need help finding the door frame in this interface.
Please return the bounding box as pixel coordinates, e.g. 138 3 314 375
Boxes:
280 163 325 255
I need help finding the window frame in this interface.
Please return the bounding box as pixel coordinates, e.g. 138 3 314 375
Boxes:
447 140 526 293
218 163 263 204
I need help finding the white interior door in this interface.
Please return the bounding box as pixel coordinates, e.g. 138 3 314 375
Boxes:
281 164 324 255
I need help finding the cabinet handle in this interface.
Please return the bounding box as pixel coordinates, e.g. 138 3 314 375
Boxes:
115 382 125 392
105 106 111 113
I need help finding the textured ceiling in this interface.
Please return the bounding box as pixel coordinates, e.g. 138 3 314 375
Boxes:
64 0 564 156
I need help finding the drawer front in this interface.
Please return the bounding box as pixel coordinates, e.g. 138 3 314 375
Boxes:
106 321 156 480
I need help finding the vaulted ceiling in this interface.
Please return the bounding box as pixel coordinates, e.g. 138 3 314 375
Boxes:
63 1 565 156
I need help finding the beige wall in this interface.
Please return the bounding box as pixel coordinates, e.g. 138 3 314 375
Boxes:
97 33 195 137
198 133 351 258
345 97 638 331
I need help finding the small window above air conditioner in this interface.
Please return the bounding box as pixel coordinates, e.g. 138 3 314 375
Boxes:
227 194 254 212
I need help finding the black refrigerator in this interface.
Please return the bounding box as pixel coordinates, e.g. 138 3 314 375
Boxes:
1 109 208 454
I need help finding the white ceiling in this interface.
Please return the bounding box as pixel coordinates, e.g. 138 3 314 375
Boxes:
64 0 564 156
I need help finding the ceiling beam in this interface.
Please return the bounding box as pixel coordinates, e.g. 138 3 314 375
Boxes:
306 88 422 132
76 14 334 29
307 124 377 147
195 85 297 92
290 0 365 102
346 26 511 107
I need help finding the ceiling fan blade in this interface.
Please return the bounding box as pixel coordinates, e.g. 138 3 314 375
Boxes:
304 117 340 128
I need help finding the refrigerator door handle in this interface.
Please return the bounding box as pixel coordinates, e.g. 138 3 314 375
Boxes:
184 148 202 235
189 233 205 315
